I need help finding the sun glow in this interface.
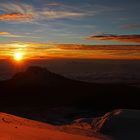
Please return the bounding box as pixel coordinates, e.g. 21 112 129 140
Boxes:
14 52 24 61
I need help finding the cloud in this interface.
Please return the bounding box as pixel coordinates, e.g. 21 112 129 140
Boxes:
1 42 140 60
120 24 140 29
0 13 33 21
57 44 97 50
0 32 11 35
56 44 140 51
41 11 85 19
0 31 20 37
0 2 87 22
85 34 140 43
0 2 35 22
2 42 140 51
47 2 62 6
0 31 39 38
0 2 122 23
0 2 33 13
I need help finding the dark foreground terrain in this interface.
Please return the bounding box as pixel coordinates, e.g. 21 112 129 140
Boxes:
0 66 140 140
0 66 140 113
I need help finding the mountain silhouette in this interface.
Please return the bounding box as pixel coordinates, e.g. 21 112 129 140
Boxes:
0 66 140 111
11 66 75 86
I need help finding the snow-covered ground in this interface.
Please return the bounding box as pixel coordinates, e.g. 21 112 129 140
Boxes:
0 112 110 140
0 109 140 140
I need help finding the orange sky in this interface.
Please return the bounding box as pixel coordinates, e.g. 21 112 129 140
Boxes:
0 42 140 61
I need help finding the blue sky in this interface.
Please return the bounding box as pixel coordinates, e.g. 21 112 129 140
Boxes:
0 0 140 44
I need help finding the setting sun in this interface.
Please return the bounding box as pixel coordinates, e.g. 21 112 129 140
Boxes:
14 52 24 61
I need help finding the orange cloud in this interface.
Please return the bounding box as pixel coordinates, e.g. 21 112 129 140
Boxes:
0 31 27 38
86 34 140 43
0 13 33 21
57 44 140 50
0 32 11 35
1 42 140 60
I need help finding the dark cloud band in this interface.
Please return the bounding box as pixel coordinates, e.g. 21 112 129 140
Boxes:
86 34 140 43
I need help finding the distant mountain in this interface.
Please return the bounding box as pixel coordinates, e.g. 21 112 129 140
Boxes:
0 66 140 111
11 66 76 86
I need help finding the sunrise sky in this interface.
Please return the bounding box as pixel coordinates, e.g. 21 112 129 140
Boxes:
0 0 140 60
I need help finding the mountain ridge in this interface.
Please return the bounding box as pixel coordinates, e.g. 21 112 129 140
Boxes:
0 66 140 111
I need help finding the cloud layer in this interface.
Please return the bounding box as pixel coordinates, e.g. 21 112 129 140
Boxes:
120 24 140 29
86 34 140 43
1 42 140 60
0 13 33 21
0 1 122 23
0 31 20 37
0 2 87 22
0 32 11 35
0 1 139 46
